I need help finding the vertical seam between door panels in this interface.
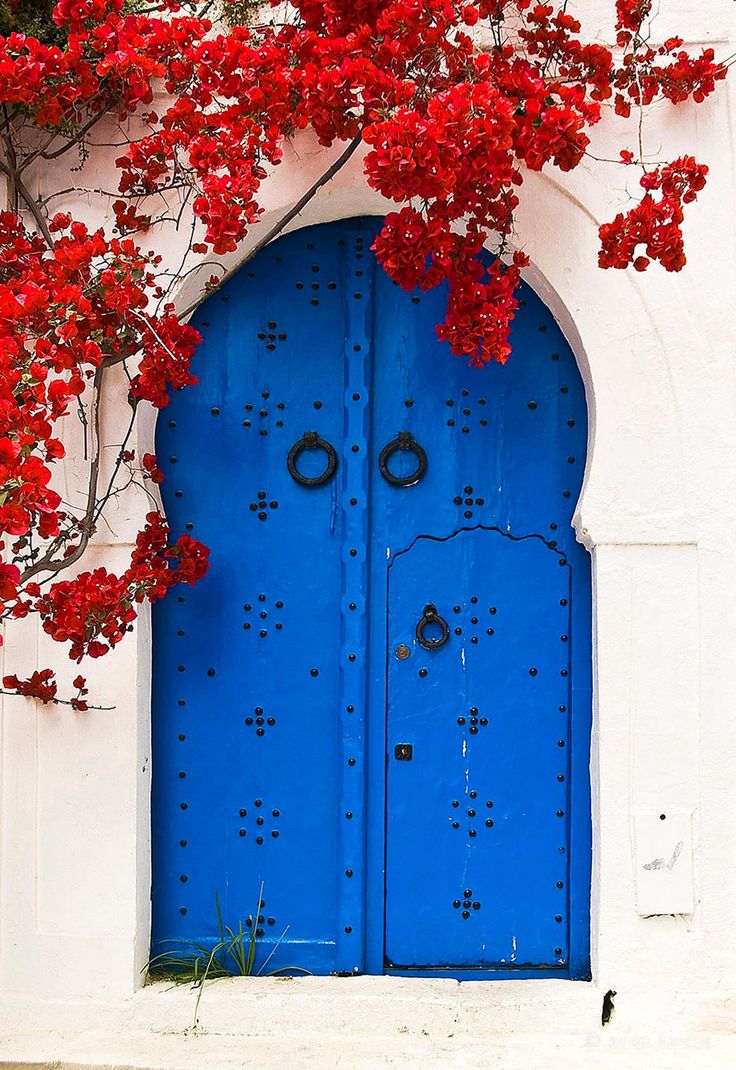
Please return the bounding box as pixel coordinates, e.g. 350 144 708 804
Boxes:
335 223 372 973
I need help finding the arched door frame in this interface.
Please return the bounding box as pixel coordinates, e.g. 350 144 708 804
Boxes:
145 157 690 990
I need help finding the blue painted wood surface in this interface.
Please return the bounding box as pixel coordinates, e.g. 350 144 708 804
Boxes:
152 217 592 979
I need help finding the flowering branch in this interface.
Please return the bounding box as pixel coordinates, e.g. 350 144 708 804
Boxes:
180 132 364 318
0 0 729 709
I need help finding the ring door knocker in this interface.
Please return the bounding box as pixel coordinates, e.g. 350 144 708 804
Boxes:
287 431 338 488
379 431 428 488
416 603 450 651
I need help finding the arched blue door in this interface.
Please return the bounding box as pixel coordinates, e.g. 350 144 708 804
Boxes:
152 218 592 979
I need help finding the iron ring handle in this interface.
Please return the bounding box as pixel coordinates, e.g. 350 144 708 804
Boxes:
416 603 450 651
379 432 428 488
287 431 338 488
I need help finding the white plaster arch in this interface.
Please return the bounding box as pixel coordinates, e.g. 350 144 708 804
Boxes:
154 147 698 1003
165 138 689 553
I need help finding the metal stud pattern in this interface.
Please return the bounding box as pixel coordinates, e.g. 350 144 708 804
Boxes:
242 595 285 638
453 889 482 919
236 801 282 844
152 217 591 981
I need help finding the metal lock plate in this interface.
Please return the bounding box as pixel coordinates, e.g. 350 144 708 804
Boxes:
395 644 411 660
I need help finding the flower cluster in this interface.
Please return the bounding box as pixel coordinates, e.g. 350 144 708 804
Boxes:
34 513 209 662
1 669 90 710
0 0 729 704
0 206 205 691
599 156 709 272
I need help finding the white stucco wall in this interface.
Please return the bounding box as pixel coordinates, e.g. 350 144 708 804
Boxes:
1 2 735 1065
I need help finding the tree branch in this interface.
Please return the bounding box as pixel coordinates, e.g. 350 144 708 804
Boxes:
178 133 364 319
20 364 107 583
0 155 55 248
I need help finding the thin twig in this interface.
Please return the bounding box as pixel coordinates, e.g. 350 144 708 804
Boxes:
20 364 107 582
178 133 363 319
0 155 55 247
0 689 115 711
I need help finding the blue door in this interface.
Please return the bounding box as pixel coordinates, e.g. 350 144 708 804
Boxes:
152 217 591 979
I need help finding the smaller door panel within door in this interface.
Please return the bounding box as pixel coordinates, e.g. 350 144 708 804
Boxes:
385 527 572 970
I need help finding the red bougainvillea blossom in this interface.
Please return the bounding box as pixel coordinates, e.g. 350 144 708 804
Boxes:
0 0 729 704
600 156 710 272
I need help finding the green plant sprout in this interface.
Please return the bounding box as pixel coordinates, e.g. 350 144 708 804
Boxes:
146 884 309 1026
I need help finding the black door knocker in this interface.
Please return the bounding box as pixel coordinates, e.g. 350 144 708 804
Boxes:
416 603 450 651
378 431 428 488
287 431 338 487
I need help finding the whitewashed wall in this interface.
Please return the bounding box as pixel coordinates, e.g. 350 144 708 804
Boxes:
1 1 735 1060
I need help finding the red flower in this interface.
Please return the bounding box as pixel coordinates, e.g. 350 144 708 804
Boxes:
0 0 727 702
2 669 57 704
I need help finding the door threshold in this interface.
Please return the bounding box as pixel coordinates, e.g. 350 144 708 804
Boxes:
383 967 583 982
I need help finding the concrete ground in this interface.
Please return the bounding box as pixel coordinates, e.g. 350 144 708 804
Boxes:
0 976 734 1070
